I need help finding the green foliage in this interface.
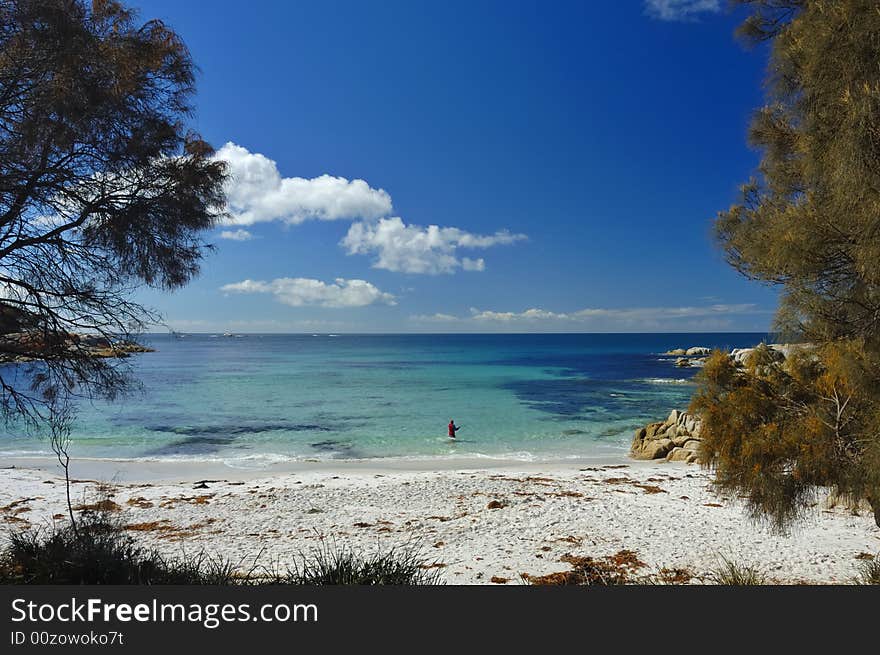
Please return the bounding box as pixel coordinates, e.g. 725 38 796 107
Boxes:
698 1 880 530
0 510 237 585
0 510 443 585
718 1 880 344
281 541 444 586
692 344 880 531
0 0 227 428
709 557 767 586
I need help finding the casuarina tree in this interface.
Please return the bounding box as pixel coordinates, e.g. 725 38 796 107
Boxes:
0 0 227 433
692 0 880 528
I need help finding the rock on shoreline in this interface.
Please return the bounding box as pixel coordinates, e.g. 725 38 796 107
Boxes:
630 409 703 464
664 346 711 369
0 332 154 363
729 343 813 366
666 342 814 369
638 342 815 463
665 346 711 357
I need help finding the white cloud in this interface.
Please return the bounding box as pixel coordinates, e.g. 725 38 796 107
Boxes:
341 217 527 274
408 313 460 323
461 257 485 272
570 303 762 321
221 277 396 308
644 0 721 21
470 308 571 322
407 303 770 331
473 303 764 323
213 143 525 275
219 229 255 241
216 142 392 226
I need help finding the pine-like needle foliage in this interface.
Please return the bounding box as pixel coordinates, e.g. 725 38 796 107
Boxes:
0 0 227 430
695 1 880 529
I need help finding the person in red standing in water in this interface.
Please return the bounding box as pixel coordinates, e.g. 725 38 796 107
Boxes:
448 419 461 439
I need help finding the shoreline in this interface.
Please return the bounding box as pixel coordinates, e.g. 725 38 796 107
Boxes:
2 456 878 584
0 453 642 484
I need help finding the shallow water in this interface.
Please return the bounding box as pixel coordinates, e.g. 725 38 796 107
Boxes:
0 333 764 465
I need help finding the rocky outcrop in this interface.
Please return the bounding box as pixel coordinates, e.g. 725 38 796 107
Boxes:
729 343 813 367
0 303 38 335
666 343 813 369
665 346 711 368
638 343 815 463
630 409 703 464
665 346 710 356
74 335 154 357
0 332 154 363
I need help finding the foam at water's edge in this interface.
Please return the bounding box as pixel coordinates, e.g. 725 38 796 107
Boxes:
0 449 54 457
0 448 621 470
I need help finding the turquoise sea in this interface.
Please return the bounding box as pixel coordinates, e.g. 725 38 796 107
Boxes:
0 333 765 466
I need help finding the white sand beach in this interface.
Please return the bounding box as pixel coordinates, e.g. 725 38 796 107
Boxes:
2 456 878 584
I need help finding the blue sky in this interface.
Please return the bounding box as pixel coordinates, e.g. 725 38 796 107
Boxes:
133 0 778 333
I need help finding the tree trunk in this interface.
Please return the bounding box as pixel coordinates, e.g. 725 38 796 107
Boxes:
62 454 78 539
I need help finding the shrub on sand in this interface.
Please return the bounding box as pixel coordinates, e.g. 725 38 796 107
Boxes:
854 555 880 585
280 540 444 586
709 558 767 585
0 510 443 586
0 509 237 585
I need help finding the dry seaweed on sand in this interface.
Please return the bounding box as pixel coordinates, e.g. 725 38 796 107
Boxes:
522 549 646 586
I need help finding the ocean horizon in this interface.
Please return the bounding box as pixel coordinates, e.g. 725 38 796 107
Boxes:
0 332 765 467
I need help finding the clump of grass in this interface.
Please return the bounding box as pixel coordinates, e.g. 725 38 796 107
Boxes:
1 502 443 586
709 557 766 585
0 508 237 585
854 555 880 585
279 540 444 585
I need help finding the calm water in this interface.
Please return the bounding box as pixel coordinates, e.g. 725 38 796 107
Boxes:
0 333 764 466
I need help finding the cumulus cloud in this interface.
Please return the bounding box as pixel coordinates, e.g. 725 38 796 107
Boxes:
461 257 486 272
341 217 527 274
219 229 254 241
216 142 392 226
221 277 396 308
213 143 525 274
644 0 721 21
